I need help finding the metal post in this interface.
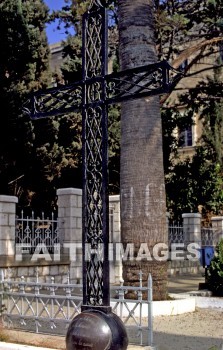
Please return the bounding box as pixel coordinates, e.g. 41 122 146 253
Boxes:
82 3 110 310
138 271 143 346
148 273 153 347
66 2 128 347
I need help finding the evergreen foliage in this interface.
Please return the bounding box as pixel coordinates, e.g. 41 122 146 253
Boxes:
0 0 51 206
0 0 84 212
207 238 223 296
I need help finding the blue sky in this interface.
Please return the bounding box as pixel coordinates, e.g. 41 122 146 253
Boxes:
45 0 74 44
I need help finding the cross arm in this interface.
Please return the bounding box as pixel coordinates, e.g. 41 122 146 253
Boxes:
23 60 181 119
105 60 180 104
23 80 83 119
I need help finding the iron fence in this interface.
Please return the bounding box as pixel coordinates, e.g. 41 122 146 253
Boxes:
0 270 153 347
201 227 218 247
15 211 59 254
15 210 220 255
168 222 185 245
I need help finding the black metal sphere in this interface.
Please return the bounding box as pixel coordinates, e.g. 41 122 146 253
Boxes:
66 310 128 350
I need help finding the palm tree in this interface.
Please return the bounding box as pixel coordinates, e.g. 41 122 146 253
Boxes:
118 0 168 300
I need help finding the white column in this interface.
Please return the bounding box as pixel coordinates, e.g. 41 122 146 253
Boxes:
0 195 18 259
57 188 82 283
182 213 201 245
109 195 122 283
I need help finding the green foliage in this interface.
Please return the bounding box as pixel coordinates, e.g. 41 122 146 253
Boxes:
155 0 223 62
0 0 56 212
61 35 82 83
0 1 49 181
207 239 223 296
166 146 223 219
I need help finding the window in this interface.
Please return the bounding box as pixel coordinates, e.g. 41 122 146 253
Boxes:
109 207 114 242
179 126 193 147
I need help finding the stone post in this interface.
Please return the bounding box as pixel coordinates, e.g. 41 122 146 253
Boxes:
57 188 82 283
57 189 123 284
211 216 223 245
0 195 18 262
182 213 202 246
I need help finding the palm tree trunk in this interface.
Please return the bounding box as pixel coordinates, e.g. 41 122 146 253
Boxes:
118 0 168 300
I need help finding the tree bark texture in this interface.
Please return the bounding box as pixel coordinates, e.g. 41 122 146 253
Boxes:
118 0 168 300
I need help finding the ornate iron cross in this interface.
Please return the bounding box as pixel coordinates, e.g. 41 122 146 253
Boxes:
24 0 178 310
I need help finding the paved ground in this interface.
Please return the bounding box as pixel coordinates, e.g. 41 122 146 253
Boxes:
1 273 222 350
1 308 223 350
167 272 205 293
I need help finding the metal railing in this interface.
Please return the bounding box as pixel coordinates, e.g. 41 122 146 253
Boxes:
0 270 153 347
15 211 59 254
168 222 184 245
201 227 218 247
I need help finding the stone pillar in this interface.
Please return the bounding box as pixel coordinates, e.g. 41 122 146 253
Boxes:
182 213 202 245
0 195 18 262
109 195 122 284
57 188 82 283
211 216 223 245
57 189 125 284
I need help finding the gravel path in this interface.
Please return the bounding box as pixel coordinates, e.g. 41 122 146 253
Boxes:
1 308 223 350
152 308 223 350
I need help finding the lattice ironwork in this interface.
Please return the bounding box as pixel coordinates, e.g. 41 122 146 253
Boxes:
201 227 218 247
24 62 177 119
82 3 109 307
168 222 185 245
15 211 59 254
23 83 82 119
106 61 172 104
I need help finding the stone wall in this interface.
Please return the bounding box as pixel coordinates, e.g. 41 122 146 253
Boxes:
168 260 204 276
1 262 70 284
1 190 221 282
0 189 123 284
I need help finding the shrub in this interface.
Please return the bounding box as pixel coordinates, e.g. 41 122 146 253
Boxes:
206 238 223 296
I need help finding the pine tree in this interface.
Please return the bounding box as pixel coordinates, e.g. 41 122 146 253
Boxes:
0 0 52 208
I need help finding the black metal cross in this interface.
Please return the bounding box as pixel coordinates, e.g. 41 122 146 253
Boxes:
24 0 177 311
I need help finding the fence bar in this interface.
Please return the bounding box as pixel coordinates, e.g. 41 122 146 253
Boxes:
138 271 143 346
148 273 153 347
